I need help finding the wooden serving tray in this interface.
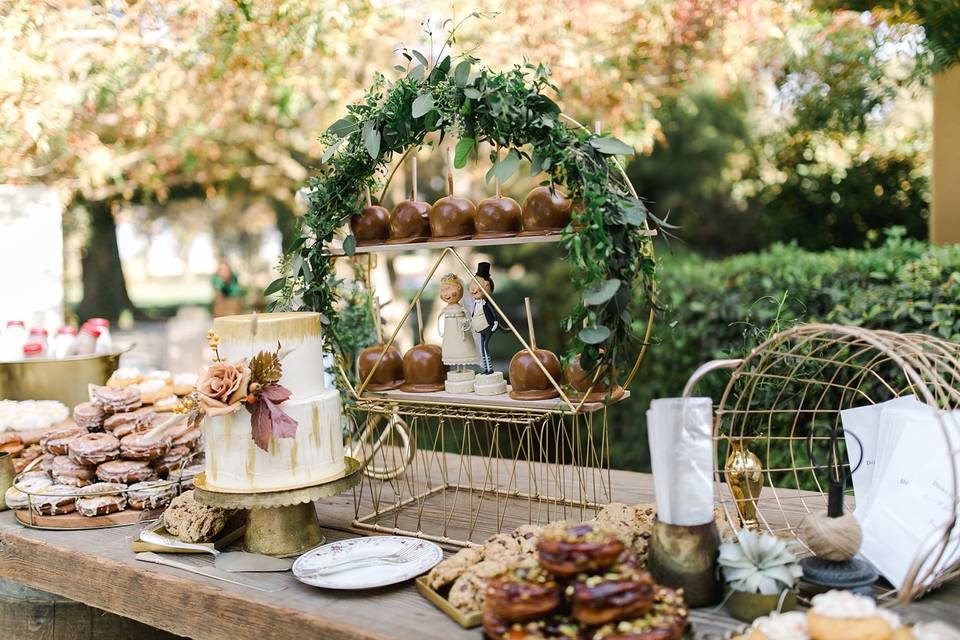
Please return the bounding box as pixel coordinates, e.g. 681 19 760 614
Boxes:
14 507 147 530
415 576 482 628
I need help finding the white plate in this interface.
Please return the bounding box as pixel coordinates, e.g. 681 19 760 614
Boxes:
292 536 443 590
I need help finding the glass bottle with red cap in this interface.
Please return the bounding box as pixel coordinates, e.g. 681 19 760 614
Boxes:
51 326 77 359
22 342 44 359
67 323 101 356
1 320 27 361
86 318 113 353
28 327 49 357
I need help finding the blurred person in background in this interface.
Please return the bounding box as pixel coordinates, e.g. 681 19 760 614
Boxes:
211 259 245 317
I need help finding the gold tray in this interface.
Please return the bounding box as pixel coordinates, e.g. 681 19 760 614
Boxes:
415 575 482 629
130 520 246 553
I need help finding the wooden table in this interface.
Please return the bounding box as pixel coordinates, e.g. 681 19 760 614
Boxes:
1 468 959 640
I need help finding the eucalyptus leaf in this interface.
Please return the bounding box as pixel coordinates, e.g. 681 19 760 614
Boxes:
454 60 471 86
622 201 646 226
590 136 635 156
321 138 345 163
326 116 357 138
454 137 475 169
487 148 520 184
362 121 381 159
290 253 304 277
412 93 435 118
264 278 286 296
584 279 621 306
342 235 356 257
579 326 611 344
463 87 481 100
408 64 425 81
411 49 429 66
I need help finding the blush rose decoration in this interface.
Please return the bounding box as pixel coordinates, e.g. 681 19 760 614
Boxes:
196 335 299 452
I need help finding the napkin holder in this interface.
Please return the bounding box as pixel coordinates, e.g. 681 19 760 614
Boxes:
647 516 722 607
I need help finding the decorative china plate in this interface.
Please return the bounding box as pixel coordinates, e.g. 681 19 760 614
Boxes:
292 536 442 590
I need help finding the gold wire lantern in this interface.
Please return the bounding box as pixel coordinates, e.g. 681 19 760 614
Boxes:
711 323 960 602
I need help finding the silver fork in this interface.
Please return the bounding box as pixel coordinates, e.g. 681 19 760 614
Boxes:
299 544 426 577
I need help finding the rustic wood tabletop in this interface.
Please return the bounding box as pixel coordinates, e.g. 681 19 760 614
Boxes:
1 467 958 640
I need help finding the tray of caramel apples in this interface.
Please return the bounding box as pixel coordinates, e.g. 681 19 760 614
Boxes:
418 505 697 639
6 383 204 530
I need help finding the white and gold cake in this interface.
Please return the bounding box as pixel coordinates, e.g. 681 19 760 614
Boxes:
200 312 345 492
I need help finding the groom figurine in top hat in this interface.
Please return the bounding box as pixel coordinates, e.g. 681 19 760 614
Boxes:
469 262 503 375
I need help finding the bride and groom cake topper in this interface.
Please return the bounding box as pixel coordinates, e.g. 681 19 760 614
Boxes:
438 261 509 395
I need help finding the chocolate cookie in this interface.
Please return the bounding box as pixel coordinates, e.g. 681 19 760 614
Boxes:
68 432 121 466
427 546 484 591
161 490 232 543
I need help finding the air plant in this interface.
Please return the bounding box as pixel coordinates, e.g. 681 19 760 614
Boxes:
718 529 803 595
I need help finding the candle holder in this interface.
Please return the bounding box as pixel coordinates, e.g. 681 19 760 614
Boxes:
647 517 723 607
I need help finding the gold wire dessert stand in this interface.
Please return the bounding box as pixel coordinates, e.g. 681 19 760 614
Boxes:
193 456 362 557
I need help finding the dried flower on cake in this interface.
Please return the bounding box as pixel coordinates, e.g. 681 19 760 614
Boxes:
196 361 251 416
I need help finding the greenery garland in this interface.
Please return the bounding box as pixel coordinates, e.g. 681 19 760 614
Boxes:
272 26 667 381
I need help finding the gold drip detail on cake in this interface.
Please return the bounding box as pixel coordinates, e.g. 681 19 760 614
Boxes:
213 312 322 344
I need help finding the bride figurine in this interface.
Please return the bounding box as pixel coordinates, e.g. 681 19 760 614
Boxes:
438 274 477 392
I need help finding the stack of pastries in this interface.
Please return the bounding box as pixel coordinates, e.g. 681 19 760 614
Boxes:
737 591 957 640
4 385 203 518
483 522 688 639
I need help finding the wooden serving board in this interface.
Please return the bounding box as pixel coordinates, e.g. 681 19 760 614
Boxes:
14 507 146 530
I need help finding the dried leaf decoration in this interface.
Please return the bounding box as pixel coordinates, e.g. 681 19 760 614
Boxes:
245 343 297 452
249 349 282 385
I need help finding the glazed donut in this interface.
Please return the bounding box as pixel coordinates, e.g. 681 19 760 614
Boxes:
590 586 688 640
103 411 153 438
40 426 85 455
91 385 142 414
485 561 562 623
537 523 625 577
73 402 105 431
171 427 201 449
68 432 121 466
119 432 171 460
153 445 191 477
30 484 78 515
0 431 23 456
4 472 53 510
40 453 56 472
76 493 127 517
13 445 43 473
127 479 178 510
51 455 97 486
570 566 656 625
96 459 157 484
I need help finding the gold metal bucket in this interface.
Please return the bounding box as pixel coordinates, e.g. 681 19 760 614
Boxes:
0 351 126 407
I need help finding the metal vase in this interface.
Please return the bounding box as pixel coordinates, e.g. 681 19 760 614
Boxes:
726 588 797 622
0 452 15 511
648 518 722 607
724 439 763 529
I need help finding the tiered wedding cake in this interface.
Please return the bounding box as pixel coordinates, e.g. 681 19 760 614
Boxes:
201 312 345 492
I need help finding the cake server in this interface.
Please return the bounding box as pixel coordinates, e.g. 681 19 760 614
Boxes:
135 553 287 591
139 530 293 572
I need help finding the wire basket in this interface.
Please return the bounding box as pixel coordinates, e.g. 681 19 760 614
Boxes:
709 323 960 602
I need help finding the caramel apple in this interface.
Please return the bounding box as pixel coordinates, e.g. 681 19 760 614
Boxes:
388 156 431 243
357 343 404 391
351 189 390 246
429 146 476 240
508 297 562 400
564 354 624 403
400 343 445 393
520 186 572 236
509 348 562 400
474 194 521 239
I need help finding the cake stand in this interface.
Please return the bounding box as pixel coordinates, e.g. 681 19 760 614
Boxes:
192 457 362 557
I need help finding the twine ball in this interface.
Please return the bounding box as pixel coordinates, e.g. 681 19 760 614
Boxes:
799 512 862 562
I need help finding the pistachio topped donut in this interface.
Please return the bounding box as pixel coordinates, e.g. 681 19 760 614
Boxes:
68 432 121 466
569 564 656 625
485 559 563 623
537 522 625 577
591 586 689 640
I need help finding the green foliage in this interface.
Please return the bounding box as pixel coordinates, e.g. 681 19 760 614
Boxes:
612 230 960 472
277 21 661 380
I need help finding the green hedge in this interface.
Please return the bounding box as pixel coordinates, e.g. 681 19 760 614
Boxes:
609 230 960 471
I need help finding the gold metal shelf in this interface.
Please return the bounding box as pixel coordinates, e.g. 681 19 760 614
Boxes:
354 388 630 416
330 230 655 256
